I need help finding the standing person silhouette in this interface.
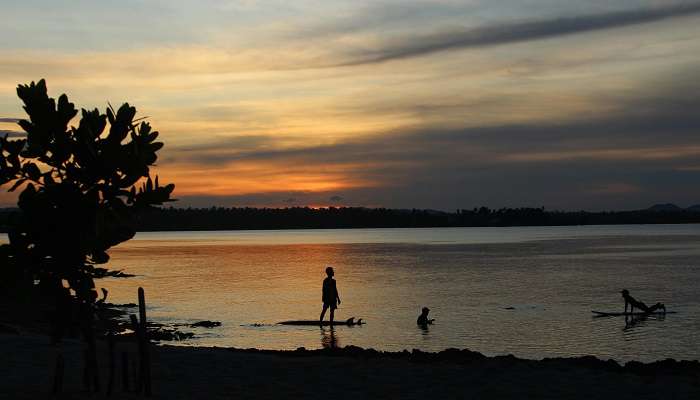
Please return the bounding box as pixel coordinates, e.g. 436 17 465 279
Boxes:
320 266 341 326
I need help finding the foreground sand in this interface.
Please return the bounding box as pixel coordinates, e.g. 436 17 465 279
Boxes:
2 331 699 399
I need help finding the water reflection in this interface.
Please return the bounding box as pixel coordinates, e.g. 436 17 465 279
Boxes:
419 323 430 338
101 227 700 362
321 327 339 349
623 313 666 332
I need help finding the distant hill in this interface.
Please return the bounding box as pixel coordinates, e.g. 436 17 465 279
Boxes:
648 203 683 212
686 204 700 212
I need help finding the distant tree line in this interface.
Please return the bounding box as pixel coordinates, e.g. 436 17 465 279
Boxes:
4 206 700 232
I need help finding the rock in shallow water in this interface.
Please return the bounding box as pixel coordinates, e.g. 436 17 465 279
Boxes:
190 320 222 328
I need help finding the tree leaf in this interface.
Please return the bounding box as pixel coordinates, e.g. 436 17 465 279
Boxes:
23 162 41 181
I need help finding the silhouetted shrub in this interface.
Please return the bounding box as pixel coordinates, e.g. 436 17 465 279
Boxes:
0 79 174 331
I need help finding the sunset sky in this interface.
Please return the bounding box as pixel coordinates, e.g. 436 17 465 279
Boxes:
1 0 700 210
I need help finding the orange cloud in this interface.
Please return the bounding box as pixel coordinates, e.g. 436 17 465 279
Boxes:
159 160 379 197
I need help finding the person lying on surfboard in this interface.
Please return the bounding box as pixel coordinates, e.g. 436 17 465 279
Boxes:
621 289 665 314
320 266 341 326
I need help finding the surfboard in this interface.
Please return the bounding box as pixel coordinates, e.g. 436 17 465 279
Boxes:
279 317 364 326
591 310 676 317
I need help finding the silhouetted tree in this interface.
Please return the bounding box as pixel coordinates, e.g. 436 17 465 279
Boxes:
0 79 174 341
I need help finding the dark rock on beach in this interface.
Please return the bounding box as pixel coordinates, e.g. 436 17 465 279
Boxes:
149 327 195 341
190 320 222 328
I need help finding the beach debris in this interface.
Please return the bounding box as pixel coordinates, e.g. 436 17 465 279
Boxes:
148 327 195 341
111 319 200 341
96 294 216 342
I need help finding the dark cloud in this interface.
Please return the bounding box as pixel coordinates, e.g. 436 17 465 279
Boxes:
175 135 277 152
163 135 307 166
329 196 343 202
0 118 20 123
291 2 472 38
169 97 700 169
337 3 700 65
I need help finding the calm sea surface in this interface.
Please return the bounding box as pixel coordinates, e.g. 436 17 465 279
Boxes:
9 225 700 362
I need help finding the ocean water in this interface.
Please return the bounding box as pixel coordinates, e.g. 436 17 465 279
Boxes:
7 225 700 362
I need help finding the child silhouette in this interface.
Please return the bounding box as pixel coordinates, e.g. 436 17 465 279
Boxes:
319 266 341 326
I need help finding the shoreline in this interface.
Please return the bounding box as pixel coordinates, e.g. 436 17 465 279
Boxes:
3 331 699 399
172 342 700 365
169 343 700 378
4 215 700 235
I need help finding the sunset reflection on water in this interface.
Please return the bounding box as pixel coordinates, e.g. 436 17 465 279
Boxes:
98 226 700 362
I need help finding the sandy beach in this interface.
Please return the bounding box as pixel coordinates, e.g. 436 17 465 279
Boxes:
2 329 698 400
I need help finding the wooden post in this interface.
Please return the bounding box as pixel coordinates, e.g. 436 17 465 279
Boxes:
52 352 64 395
132 357 140 394
83 348 90 390
121 351 129 392
82 308 100 393
138 287 152 396
89 338 101 393
107 334 116 396
129 314 142 393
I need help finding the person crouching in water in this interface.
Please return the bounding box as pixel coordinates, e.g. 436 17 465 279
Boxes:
320 266 341 326
417 307 435 327
621 289 666 314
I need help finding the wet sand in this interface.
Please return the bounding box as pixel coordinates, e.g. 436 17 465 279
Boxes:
2 330 699 399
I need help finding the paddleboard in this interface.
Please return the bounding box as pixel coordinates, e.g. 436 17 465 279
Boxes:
279 317 364 326
591 310 675 317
